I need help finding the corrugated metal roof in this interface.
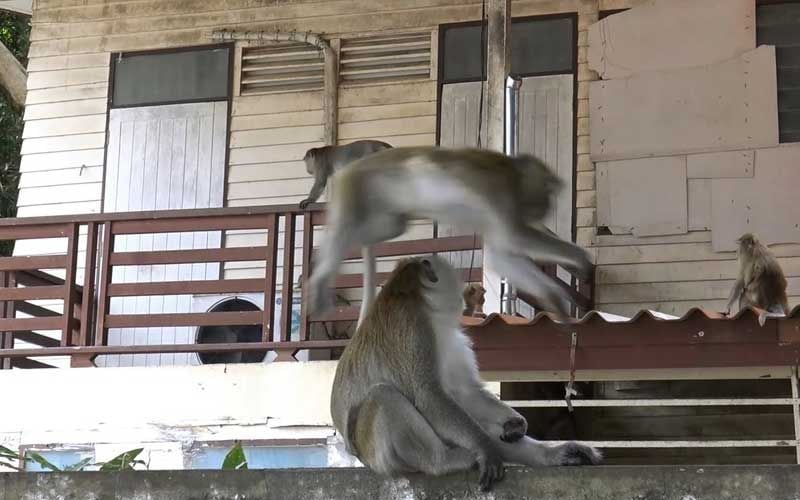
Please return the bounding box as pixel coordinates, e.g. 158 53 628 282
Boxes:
464 307 800 373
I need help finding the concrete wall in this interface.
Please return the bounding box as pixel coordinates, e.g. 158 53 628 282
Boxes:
2 466 800 500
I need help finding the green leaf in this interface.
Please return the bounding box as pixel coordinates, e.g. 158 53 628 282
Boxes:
0 460 24 471
221 442 248 470
0 445 21 460
63 457 93 472
97 448 145 472
26 452 62 472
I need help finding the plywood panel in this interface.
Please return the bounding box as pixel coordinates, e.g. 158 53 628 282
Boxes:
687 150 754 179
590 46 779 161
597 156 687 236
687 179 711 231
711 145 800 252
588 0 755 79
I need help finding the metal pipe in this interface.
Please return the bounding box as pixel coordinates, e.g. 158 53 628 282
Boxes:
211 29 338 146
501 75 522 316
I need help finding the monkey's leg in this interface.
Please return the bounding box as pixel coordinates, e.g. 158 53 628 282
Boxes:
308 225 355 314
500 225 594 281
498 435 602 467
357 246 376 327
489 250 572 316
356 384 478 477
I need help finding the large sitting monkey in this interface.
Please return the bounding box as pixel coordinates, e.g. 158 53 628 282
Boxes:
330 256 601 492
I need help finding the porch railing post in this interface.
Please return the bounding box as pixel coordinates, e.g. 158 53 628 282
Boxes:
299 212 314 342
94 222 114 347
60 223 79 347
262 214 279 343
0 271 12 369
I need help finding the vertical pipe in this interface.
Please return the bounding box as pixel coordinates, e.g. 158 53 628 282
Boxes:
501 75 522 316
791 366 800 464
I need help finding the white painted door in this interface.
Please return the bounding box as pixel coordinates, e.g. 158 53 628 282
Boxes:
439 75 574 313
98 101 228 367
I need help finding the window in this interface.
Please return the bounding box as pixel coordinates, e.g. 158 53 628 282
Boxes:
111 45 231 108
440 16 575 83
757 1 800 143
189 444 328 469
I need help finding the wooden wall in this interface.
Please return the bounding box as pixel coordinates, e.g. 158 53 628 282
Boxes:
18 0 797 318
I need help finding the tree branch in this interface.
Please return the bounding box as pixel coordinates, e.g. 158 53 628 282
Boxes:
0 39 26 111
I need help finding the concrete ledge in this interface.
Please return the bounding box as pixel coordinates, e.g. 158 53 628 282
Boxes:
2 465 800 500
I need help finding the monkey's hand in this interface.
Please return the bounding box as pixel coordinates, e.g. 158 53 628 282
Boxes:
299 198 312 210
476 446 505 492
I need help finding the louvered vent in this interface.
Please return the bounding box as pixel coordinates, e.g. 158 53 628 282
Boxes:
239 42 324 95
340 31 432 84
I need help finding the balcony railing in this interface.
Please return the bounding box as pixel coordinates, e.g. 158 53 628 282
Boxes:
0 204 593 368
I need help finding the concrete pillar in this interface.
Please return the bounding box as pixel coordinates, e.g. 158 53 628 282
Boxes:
482 0 511 314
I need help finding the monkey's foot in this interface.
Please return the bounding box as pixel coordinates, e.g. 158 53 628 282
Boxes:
500 416 527 443
553 442 602 466
308 285 336 315
477 450 505 492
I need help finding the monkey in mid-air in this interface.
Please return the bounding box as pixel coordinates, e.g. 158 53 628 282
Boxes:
299 140 393 209
330 256 601 491
308 146 594 322
463 283 486 317
725 233 789 317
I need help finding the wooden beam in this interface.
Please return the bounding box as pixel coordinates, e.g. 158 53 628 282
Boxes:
482 0 511 315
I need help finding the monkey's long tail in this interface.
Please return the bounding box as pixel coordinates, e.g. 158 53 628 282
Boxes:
358 246 376 327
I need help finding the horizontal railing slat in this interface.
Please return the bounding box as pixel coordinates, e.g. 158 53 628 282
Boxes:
104 311 264 328
110 247 269 266
108 279 265 297
0 317 61 331
0 255 67 271
0 285 66 301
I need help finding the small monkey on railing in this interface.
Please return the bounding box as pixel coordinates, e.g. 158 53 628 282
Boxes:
299 140 392 209
462 283 486 318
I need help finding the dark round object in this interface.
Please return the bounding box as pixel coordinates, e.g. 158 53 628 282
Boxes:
196 298 266 364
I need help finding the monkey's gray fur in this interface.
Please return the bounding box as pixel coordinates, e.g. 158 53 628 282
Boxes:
299 140 393 209
308 146 594 321
330 256 601 492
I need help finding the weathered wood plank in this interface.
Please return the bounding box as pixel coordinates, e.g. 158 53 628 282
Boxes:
22 114 106 139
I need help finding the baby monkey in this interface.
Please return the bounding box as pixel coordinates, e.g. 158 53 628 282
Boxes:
299 140 392 209
725 233 789 317
463 283 486 317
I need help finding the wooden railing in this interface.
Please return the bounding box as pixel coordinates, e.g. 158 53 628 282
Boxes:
0 205 593 368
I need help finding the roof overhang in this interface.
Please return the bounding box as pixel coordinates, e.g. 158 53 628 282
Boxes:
0 0 32 15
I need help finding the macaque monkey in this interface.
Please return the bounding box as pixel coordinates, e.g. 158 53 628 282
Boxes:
299 140 393 209
330 256 601 492
463 283 486 317
725 233 789 317
308 146 594 323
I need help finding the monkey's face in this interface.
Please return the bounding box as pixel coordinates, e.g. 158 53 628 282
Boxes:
736 233 758 256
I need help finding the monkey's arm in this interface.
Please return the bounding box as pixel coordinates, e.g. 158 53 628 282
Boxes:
299 174 328 209
725 278 744 315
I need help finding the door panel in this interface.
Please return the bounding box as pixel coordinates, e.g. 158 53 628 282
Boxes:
98 101 227 367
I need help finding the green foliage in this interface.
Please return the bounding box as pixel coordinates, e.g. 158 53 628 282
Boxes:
96 448 146 471
0 444 24 471
25 451 62 472
0 11 29 256
221 441 248 470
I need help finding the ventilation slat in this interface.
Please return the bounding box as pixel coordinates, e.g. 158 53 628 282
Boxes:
240 43 324 95
340 31 432 85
